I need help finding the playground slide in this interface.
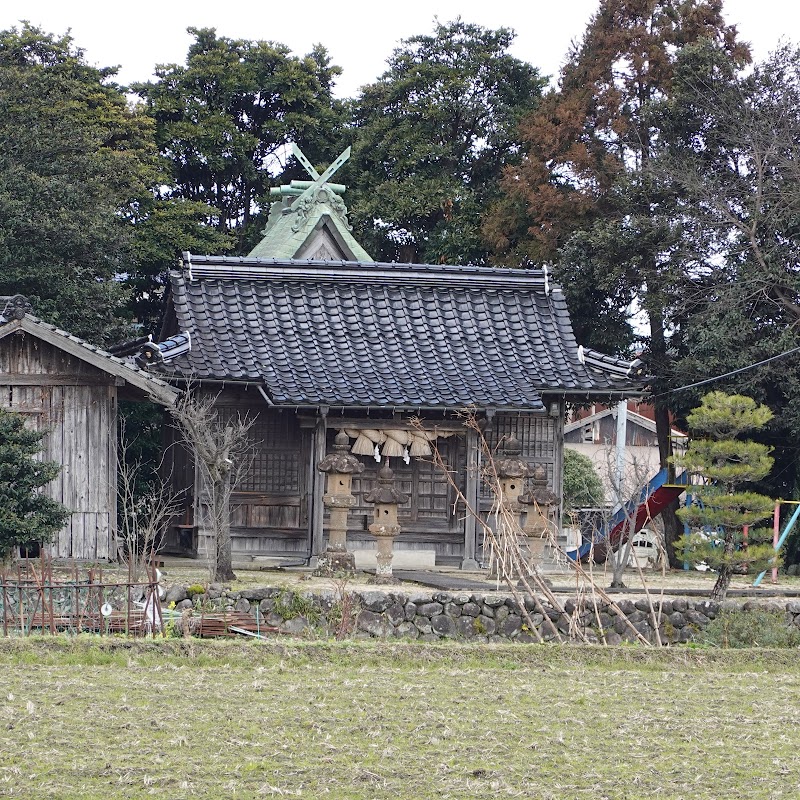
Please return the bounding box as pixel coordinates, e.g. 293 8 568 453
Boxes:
566 468 689 563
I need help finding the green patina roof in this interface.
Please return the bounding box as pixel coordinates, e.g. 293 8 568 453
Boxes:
248 145 372 262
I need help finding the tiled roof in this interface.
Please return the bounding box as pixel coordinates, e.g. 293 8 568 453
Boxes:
156 254 645 409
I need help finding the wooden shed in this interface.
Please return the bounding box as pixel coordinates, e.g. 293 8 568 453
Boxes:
0 296 178 560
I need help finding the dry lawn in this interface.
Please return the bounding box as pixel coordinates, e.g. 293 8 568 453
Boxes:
0 639 798 799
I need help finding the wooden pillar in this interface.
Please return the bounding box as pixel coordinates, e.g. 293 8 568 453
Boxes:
552 399 565 539
107 386 118 561
461 427 480 570
309 407 328 563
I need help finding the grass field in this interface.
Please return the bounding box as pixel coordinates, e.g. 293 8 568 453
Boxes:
0 638 799 799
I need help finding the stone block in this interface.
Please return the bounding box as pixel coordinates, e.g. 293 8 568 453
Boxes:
385 603 406 626
418 602 444 618
404 602 417 621
356 610 390 637
240 587 273 601
669 612 687 628
456 616 477 638
413 616 432 634
395 622 419 639
361 591 393 613
281 616 309 635
476 615 496 636
499 614 522 638
164 585 189 605
685 609 710 627
679 627 695 643
431 614 456 637
461 602 481 618
695 600 719 618
444 603 462 618
234 597 251 614
616 599 636 615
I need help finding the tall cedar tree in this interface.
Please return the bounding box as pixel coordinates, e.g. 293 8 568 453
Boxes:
674 392 775 600
134 28 345 254
0 25 223 340
483 1 749 566
348 19 545 264
653 42 800 503
0 409 69 559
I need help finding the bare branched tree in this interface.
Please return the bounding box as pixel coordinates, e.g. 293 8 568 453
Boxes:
169 391 255 583
117 420 183 581
417 412 654 646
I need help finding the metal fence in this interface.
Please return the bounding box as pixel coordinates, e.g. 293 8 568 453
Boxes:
0 557 163 637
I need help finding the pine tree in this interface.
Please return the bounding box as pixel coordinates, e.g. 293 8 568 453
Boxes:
674 392 775 600
0 409 69 559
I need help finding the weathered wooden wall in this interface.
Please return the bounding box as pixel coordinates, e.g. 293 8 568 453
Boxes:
0 331 117 559
184 389 562 568
188 389 310 560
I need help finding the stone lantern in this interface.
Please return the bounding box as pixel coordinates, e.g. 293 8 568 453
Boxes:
491 435 533 578
494 435 532 516
520 463 560 572
316 430 364 575
364 462 408 583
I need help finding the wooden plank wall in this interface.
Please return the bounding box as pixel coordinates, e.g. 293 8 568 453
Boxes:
0 332 116 559
190 390 309 560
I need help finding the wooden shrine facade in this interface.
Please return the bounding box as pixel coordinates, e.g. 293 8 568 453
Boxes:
143 148 644 568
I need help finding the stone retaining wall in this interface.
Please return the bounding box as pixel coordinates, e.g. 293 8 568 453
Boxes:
164 583 800 644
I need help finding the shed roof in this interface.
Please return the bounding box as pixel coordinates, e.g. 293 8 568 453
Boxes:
150 254 645 410
0 299 178 406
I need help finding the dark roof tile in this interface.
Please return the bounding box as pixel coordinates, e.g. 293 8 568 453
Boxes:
158 256 645 409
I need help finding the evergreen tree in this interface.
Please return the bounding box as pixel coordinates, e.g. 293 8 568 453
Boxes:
674 392 775 600
0 409 69 559
653 42 800 503
134 28 344 254
482 0 750 566
563 448 605 510
0 24 160 344
348 19 544 264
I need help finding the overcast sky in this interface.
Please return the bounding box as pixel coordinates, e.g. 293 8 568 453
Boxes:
3 1 798 97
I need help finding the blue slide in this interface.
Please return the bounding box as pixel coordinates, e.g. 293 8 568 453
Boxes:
566 468 689 563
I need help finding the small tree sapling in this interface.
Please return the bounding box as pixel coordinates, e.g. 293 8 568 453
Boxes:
0 408 69 560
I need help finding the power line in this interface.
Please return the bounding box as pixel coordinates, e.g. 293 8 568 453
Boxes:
651 345 800 399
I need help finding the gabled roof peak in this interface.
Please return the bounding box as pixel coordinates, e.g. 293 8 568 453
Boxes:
248 145 372 262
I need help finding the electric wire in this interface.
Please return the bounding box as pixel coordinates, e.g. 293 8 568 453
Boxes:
650 345 800 399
